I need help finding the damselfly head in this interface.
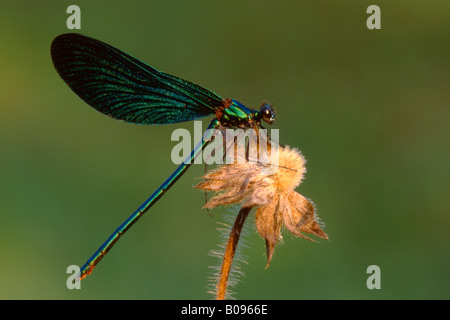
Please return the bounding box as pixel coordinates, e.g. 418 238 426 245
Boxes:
260 103 276 125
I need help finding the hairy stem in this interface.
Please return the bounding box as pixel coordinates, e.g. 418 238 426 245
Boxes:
216 206 251 300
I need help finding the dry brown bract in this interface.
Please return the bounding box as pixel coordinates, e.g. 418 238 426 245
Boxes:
195 145 328 267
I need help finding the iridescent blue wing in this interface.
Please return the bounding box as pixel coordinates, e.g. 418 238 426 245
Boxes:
51 33 223 125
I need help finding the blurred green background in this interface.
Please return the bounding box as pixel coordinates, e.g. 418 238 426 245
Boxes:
0 1 448 299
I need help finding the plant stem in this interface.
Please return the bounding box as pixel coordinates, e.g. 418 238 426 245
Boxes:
216 206 251 300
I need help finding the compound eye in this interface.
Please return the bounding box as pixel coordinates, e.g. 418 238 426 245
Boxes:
260 104 275 124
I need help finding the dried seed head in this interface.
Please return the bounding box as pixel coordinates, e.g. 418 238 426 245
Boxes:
195 145 327 268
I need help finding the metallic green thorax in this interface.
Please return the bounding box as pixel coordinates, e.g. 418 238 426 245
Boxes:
218 99 260 128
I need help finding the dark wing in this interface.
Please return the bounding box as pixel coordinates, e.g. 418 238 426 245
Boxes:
50 33 223 125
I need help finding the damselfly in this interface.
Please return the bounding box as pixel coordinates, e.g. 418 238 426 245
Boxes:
51 33 276 280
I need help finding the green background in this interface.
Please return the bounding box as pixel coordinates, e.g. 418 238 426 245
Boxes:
0 1 448 299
